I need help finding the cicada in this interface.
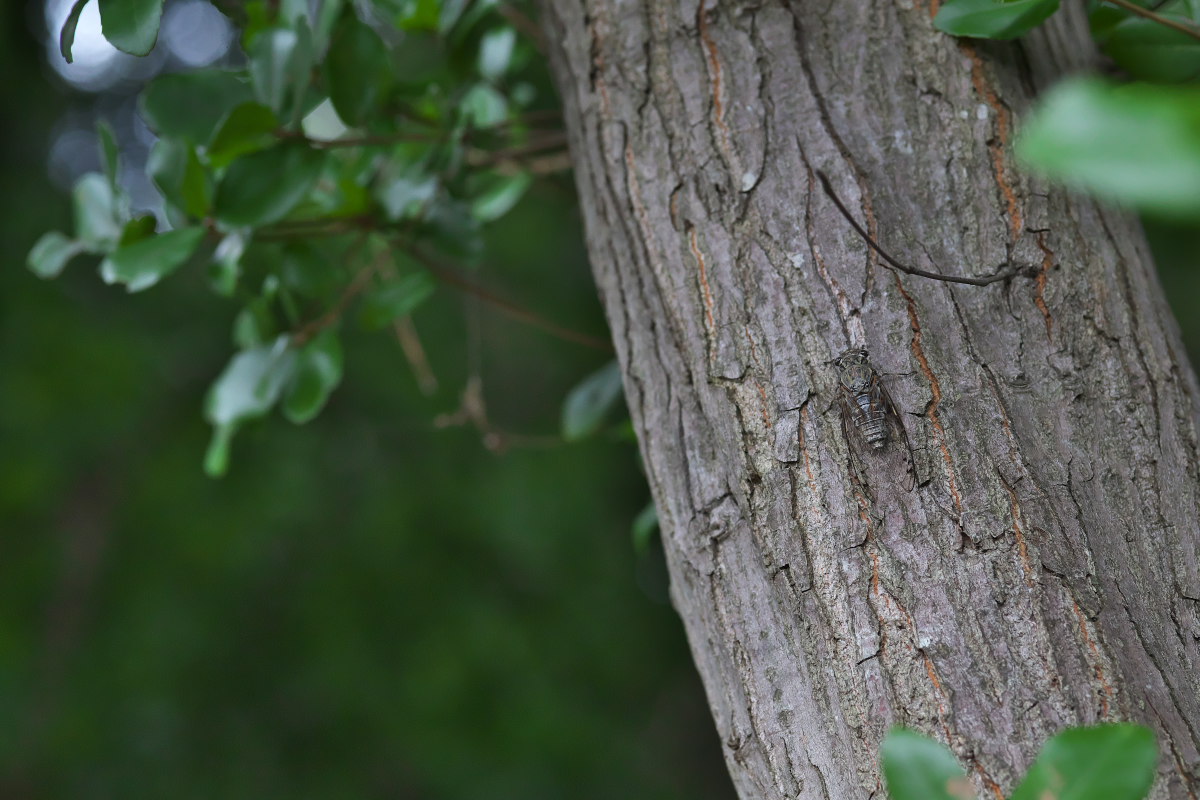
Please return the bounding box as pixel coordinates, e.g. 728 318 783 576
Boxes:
834 348 916 491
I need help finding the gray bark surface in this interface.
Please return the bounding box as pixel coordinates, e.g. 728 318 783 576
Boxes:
542 0 1200 797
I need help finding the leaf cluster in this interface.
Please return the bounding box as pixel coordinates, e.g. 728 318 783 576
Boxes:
33 0 558 474
933 0 1200 216
883 724 1159 800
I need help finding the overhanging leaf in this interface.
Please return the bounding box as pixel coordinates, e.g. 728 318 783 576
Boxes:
207 102 281 168
1103 15 1200 82
98 0 164 56
562 360 624 441
141 70 253 142
60 0 91 63
1009 724 1157 800
471 172 531 222
214 142 326 226
934 0 1060 39
1016 78 1200 217
72 173 122 250
147 139 211 220
324 12 391 126
247 22 313 118
98 226 206 292
631 502 659 554
28 232 86 279
881 729 975 800
98 120 120 189
203 336 298 476
478 27 516 81
283 329 343 423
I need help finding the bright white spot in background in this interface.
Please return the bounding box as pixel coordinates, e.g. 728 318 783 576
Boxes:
45 0 122 89
162 0 234 67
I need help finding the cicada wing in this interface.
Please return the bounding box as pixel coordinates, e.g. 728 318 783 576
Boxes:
876 380 917 491
837 387 872 479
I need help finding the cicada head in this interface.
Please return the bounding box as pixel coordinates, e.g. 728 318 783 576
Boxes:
835 348 873 393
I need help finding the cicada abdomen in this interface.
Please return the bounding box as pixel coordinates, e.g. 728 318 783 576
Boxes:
835 348 916 490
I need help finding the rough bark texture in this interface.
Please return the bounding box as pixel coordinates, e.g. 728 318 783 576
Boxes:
542 0 1200 797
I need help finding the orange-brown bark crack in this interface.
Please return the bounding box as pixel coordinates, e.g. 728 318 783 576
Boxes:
1071 600 1115 717
963 46 1022 239
755 382 773 428
892 274 964 513
696 3 736 172
687 225 719 344
1033 232 1055 339
797 405 825 518
1000 479 1036 588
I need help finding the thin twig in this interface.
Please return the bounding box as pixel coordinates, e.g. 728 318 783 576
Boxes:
497 2 546 52
282 130 441 148
291 236 377 345
1100 0 1200 41
408 247 613 352
467 131 570 168
815 170 1029 287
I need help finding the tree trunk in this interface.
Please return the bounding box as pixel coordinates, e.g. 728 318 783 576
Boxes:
541 0 1200 797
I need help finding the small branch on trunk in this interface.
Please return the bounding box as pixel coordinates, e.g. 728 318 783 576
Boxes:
816 170 1034 287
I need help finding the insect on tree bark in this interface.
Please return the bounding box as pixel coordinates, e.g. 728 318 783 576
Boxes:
542 0 1200 798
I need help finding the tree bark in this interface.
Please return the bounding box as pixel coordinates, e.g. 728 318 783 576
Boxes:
542 0 1200 797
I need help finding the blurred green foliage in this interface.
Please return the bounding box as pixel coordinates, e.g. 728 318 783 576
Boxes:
0 1 733 797
882 725 1159 800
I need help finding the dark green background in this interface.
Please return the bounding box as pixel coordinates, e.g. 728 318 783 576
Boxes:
3 2 1198 798
0 2 735 797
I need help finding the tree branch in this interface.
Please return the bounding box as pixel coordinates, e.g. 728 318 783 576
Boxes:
815 170 1031 287
1100 0 1200 41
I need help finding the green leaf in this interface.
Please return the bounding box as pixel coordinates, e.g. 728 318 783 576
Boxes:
377 167 439 220
60 0 90 62
211 230 248 296
280 241 341 299
232 296 278 348
98 227 206 292
396 0 437 29
98 0 163 55
461 84 508 128
1104 15 1200 82
359 272 436 329
214 142 326 226
324 12 391 126
472 172 532 222
119 214 158 246
141 70 253 143
207 102 281 169
27 232 85 279
97 120 120 189
562 360 624 441
438 0 469 33
631 501 659 554
72 173 122 250
881 729 975 800
203 336 298 476
478 27 516 80
247 23 313 118
1010 724 1157 800
933 0 1060 39
283 329 343 423
147 139 211 220
1016 78 1200 217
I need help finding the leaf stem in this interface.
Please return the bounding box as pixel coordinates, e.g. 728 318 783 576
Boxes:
407 247 613 352
1099 0 1200 41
